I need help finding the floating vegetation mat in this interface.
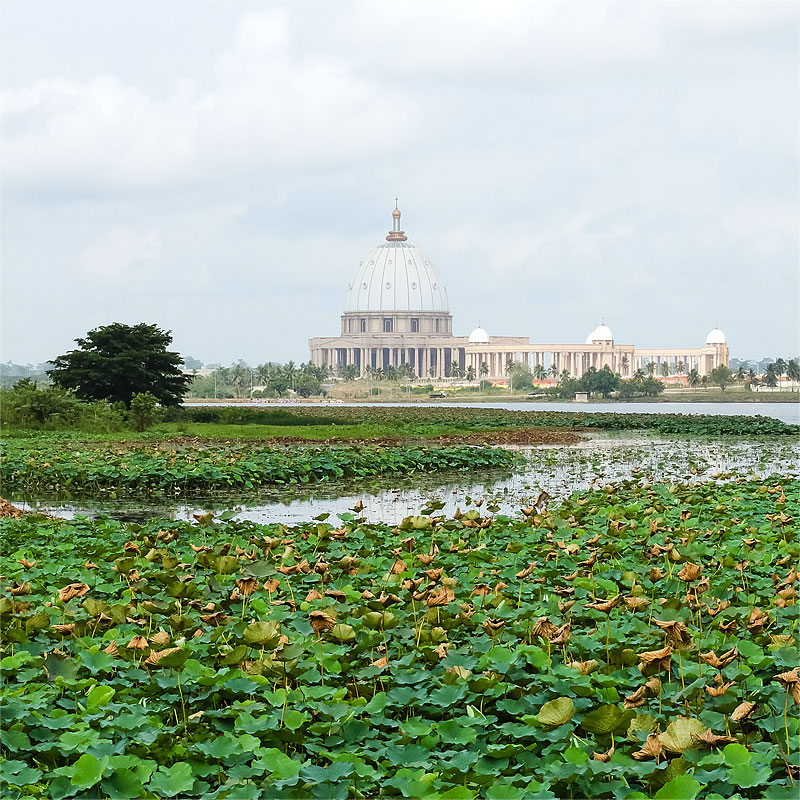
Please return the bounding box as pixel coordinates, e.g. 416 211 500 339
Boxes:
1 478 798 799
0 441 521 498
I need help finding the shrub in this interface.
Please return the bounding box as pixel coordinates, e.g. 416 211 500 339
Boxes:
129 392 161 432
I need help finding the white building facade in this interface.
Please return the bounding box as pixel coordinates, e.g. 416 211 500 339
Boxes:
309 207 729 379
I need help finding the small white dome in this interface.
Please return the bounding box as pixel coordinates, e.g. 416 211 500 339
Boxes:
706 327 726 345
468 325 490 344
586 323 614 344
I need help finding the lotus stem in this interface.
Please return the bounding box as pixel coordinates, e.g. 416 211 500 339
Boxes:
318 636 324 686
176 670 187 727
785 687 791 756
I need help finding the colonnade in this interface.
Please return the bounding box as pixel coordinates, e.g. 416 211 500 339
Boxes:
310 343 726 379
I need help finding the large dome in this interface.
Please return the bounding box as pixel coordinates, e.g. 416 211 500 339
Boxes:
345 207 449 312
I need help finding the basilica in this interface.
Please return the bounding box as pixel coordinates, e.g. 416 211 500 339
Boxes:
308 206 729 380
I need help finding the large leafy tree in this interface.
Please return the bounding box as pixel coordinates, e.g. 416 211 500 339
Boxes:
49 323 190 406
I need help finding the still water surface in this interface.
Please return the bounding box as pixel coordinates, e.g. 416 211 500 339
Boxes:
21 434 798 526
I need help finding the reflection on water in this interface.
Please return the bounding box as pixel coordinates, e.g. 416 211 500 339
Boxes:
18 434 799 526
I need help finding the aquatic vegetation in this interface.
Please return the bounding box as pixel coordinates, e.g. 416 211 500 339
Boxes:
0 439 521 497
169 405 799 437
2 478 798 799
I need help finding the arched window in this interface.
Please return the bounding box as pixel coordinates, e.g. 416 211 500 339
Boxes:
383 319 393 333
360 318 366 332
411 318 419 332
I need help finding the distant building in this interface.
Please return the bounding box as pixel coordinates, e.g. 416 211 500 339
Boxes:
309 206 729 379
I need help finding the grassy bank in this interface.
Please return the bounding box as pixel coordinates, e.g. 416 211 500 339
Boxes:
2 477 797 799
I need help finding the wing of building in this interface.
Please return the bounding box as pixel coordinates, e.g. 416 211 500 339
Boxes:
309 206 729 379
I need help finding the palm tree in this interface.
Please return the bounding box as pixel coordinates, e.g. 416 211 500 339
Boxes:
633 368 646 381
735 366 746 387
548 364 559 380
479 362 489 378
687 369 700 388
450 361 462 379
620 354 630 376
675 360 686 376
466 365 476 383
764 363 778 387
646 361 656 377
786 359 800 390
774 358 787 386
701 375 708 388
660 362 671 378
533 364 547 381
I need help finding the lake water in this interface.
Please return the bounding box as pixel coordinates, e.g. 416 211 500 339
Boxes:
20 433 798 526
185 400 800 424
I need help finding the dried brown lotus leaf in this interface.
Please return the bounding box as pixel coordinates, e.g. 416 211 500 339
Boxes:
569 659 600 675
103 640 119 656
426 586 454 607
309 610 336 634
586 595 620 613
150 630 170 645
654 619 692 648
11 582 31 596
305 589 323 602
58 583 90 603
691 730 737 749
677 562 702 582
632 733 663 761
705 679 734 697
624 685 647 708
624 596 650 611
592 744 614 762
532 616 558 640
52 623 75 635
482 618 504 634
774 668 800 704
126 635 149 650
699 647 738 670
730 701 756 722
235 577 259 597
17 559 36 569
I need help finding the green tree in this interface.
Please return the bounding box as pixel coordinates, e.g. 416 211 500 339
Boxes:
764 363 778 387
581 366 619 398
295 373 322 397
660 362 671 378
687 369 700 388
533 364 547 381
465 364 476 383
786 359 799 389
129 391 160 432
675 360 686 375
338 363 359 381
49 323 190 406
619 354 630 375
449 361 462 379
709 365 733 391
479 362 489 378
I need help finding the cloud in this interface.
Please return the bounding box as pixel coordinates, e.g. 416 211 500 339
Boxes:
1 9 419 193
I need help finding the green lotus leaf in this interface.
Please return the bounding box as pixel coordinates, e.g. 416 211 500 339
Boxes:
627 713 658 741
658 717 708 754
653 774 702 800
580 704 633 735
242 621 281 647
329 623 356 643
537 697 574 727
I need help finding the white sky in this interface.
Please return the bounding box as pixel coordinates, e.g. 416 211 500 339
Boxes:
1 0 797 364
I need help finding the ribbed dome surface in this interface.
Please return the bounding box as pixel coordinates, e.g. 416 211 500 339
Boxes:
346 241 449 312
345 208 449 312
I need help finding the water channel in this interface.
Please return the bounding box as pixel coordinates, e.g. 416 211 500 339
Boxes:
19 433 799 526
